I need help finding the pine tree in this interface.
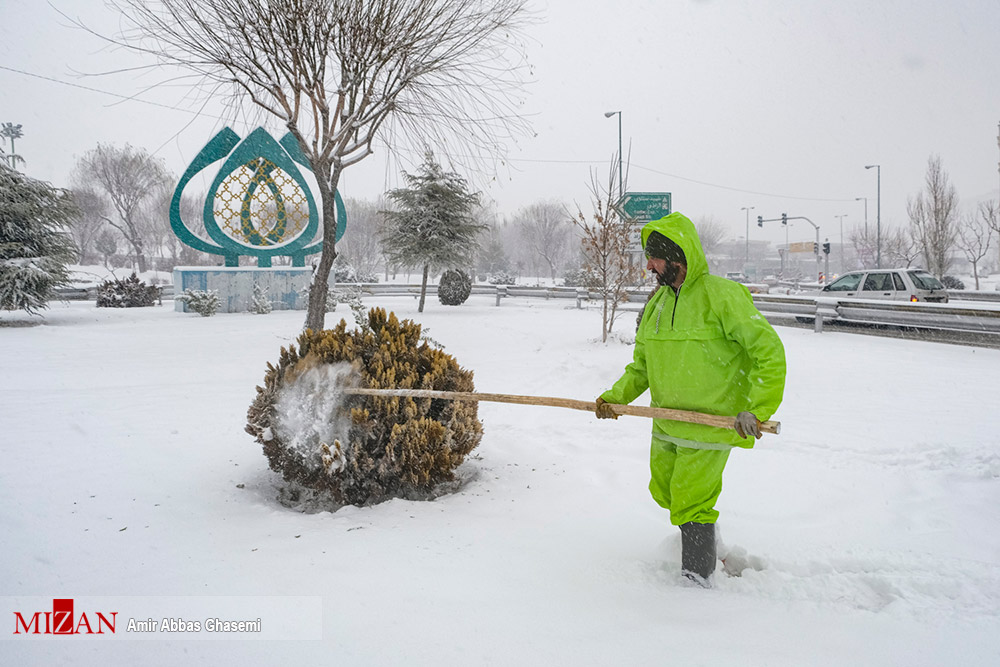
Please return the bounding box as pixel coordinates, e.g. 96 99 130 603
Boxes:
0 164 79 314
381 151 484 312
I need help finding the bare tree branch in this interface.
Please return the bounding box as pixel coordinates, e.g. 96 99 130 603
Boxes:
84 0 532 329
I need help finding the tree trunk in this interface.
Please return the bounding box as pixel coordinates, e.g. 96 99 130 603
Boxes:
601 295 609 343
304 163 341 332
418 264 429 312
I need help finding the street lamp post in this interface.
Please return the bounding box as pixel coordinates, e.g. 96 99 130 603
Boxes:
865 164 881 268
740 206 755 269
604 111 623 199
854 197 868 235
835 214 848 273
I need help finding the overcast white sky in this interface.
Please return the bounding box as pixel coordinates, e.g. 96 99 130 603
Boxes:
2 0 999 249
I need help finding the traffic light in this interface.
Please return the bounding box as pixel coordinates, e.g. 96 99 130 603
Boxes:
757 215 763 228
781 213 787 225
813 242 818 254
822 241 831 255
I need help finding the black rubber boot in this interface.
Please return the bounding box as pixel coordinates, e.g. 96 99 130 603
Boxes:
680 522 716 586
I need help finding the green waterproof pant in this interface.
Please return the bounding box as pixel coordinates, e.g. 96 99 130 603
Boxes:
649 438 731 526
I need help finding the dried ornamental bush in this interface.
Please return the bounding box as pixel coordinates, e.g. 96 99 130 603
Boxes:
437 269 472 306
246 307 483 507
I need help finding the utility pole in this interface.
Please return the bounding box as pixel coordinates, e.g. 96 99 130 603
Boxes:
866 164 881 268
604 111 623 200
741 206 755 271
855 197 868 235
835 214 848 274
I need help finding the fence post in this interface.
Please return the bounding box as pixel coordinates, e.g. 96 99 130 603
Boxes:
576 289 587 309
814 298 839 333
495 285 507 306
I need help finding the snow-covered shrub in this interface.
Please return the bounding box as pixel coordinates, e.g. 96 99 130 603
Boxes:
249 283 272 314
942 275 965 290
175 288 220 317
333 262 357 283
562 268 600 289
96 273 160 308
438 269 472 306
245 307 483 507
331 286 369 329
488 271 516 285
297 284 338 312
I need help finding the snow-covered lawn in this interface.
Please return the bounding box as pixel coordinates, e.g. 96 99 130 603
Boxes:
2 296 999 665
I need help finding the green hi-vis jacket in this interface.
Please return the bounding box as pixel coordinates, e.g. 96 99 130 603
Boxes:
600 212 786 448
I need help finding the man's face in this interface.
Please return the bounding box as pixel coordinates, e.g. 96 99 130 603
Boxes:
646 256 684 287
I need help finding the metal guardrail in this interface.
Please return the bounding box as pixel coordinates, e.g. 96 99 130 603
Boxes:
53 282 1000 338
945 289 1000 302
752 293 1000 335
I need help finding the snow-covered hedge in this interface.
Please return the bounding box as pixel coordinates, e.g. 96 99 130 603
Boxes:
246 308 483 507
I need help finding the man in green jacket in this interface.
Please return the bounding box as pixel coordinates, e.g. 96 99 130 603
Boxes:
596 211 786 586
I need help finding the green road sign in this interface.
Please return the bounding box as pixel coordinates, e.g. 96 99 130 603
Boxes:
618 192 672 222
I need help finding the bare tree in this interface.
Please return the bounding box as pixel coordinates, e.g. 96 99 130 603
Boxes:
512 201 573 284
882 225 921 268
692 215 727 274
983 199 1000 272
73 144 172 273
907 155 960 278
956 202 995 290
338 198 386 281
97 0 531 330
572 162 640 343
68 188 110 265
849 225 877 269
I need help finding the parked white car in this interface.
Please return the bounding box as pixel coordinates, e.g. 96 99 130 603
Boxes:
818 268 949 303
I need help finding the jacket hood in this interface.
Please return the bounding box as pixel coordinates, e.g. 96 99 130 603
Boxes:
641 212 709 285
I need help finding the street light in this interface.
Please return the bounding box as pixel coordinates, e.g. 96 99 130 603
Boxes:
740 206 755 269
834 214 848 273
865 164 881 268
604 111 623 199
854 197 868 235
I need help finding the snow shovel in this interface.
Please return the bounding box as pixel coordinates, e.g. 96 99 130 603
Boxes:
343 387 781 435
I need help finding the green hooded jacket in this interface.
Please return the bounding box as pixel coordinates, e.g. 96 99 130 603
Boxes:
600 212 786 448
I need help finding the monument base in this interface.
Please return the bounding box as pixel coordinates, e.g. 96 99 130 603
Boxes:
173 266 313 314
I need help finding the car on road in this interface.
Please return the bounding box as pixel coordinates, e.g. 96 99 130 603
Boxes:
817 268 949 303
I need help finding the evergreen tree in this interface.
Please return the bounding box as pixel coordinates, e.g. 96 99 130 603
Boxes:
381 151 484 312
0 164 79 314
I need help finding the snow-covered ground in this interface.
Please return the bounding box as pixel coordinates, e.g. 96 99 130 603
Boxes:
2 294 1000 665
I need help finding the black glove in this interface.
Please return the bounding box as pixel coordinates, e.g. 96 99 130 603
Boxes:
734 411 761 439
595 397 619 420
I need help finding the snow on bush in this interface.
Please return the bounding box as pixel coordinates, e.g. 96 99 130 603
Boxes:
249 283 272 314
488 271 516 285
175 288 220 317
437 269 472 306
96 273 160 308
245 307 483 507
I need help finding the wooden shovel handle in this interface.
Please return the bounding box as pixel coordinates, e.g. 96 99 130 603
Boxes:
343 387 781 435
